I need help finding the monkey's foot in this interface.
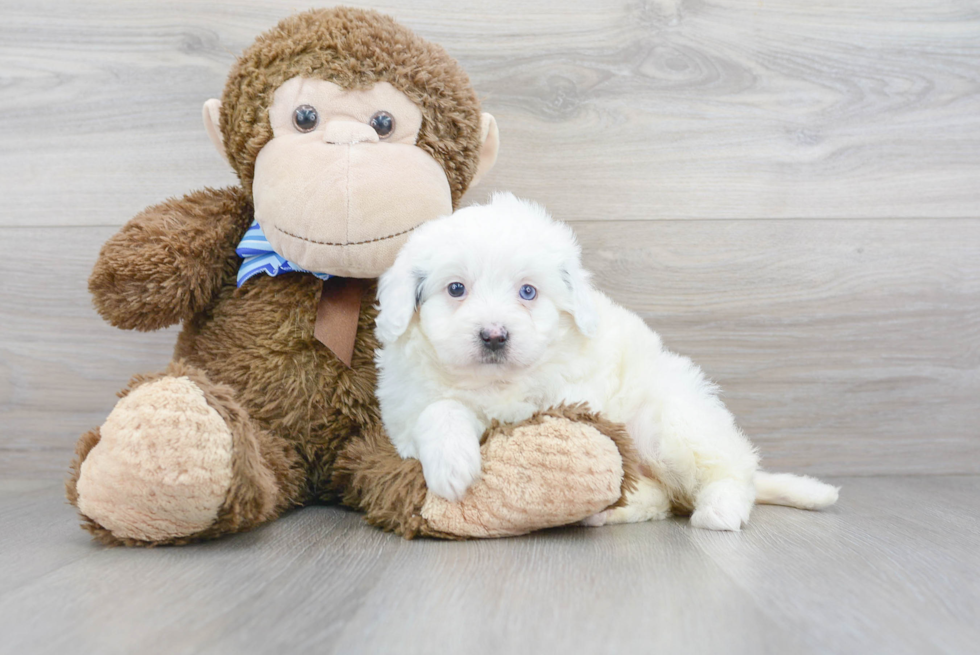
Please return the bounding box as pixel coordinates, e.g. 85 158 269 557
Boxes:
421 407 636 538
73 376 237 543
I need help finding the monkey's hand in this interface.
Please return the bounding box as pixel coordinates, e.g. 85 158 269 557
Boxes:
89 187 252 331
420 406 639 538
333 405 637 539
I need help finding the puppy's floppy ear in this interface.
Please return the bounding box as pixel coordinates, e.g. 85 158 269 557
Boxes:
376 246 427 344
562 257 599 338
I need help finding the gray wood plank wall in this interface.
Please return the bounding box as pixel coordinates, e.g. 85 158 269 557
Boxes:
1 0 978 479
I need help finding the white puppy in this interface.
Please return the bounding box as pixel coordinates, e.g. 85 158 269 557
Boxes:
375 193 838 531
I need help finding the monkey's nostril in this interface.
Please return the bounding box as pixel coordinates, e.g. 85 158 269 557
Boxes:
479 327 508 351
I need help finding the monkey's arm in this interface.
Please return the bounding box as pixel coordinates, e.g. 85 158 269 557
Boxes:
334 405 639 539
89 187 252 331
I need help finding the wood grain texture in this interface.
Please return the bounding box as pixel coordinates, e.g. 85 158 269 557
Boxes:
0 227 177 478
2 221 977 478
576 218 980 475
1 476 977 654
1 0 979 225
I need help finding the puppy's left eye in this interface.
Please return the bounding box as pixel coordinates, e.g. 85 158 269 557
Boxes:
519 284 537 301
448 282 466 298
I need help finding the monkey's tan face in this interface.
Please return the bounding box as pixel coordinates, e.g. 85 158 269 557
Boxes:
251 77 454 278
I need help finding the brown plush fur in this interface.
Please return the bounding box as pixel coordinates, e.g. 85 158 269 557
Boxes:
65 427 101 527
71 7 634 545
220 7 483 206
332 423 452 540
79 212 438 543
89 187 252 331
173 269 384 506
79 179 403 542
67 361 303 547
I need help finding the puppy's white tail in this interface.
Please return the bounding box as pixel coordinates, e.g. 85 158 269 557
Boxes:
754 472 839 510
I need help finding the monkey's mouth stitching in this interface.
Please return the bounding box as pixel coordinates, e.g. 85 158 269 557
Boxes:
273 224 421 247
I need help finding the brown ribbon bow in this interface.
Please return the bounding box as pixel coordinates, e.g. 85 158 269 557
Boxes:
314 277 372 368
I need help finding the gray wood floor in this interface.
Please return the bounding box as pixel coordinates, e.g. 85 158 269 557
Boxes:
1 475 978 655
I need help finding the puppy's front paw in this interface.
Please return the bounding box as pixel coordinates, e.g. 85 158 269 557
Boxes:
414 400 484 502
421 440 482 502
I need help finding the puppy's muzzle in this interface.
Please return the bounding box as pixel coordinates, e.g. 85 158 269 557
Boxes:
479 326 508 354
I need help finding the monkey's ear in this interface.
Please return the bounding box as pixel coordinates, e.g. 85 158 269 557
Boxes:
469 113 499 188
202 99 225 157
376 245 426 345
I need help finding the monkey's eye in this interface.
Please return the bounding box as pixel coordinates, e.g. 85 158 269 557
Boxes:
293 105 319 132
519 284 537 301
369 111 395 138
447 282 466 298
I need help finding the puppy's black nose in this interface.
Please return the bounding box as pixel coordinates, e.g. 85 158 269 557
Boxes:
479 327 508 352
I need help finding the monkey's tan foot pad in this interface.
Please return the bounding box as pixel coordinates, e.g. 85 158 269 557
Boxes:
75 376 234 542
421 415 625 538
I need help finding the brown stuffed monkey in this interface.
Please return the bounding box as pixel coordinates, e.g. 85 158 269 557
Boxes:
66 7 638 546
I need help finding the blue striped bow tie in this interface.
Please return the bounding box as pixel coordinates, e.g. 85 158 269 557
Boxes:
236 221 333 287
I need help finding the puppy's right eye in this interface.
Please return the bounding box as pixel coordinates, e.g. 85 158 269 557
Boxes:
447 282 466 298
